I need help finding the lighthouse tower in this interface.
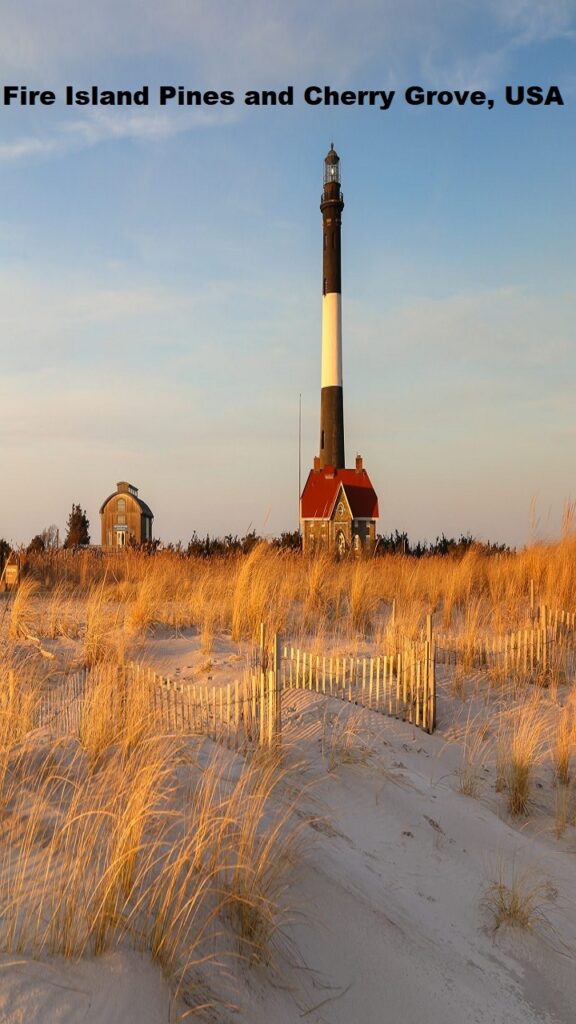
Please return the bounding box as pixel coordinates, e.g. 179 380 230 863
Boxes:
319 144 345 469
300 145 379 556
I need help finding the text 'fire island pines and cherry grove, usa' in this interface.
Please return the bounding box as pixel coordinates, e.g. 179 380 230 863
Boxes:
0 84 564 108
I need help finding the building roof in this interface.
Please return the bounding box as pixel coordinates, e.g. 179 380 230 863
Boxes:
300 465 379 520
99 491 154 517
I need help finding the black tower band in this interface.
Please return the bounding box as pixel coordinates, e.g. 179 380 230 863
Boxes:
319 144 345 469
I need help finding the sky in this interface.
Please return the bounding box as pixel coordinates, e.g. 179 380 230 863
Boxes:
1 0 575 548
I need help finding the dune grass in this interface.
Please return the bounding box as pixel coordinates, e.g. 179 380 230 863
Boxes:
482 858 553 932
0 657 302 1009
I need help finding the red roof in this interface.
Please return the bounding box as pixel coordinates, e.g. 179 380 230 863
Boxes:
300 465 379 520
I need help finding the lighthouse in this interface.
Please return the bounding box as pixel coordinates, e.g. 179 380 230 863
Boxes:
300 145 379 556
319 144 345 469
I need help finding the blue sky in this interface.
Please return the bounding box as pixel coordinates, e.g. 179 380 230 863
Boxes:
1 0 575 547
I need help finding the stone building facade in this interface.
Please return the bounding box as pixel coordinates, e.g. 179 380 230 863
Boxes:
300 456 378 556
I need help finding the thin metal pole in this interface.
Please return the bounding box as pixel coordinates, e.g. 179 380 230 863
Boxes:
298 392 302 533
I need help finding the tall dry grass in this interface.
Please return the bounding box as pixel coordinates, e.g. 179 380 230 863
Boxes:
553 706 573 787
456 712 490 798
82 583 127 666
0 656 302 1007
321 707 372 770
22 533 576 649
502 698 550 816
9 578 40 639
481 857 553 932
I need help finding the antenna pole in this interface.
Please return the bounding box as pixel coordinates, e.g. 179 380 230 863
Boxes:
298 393 302 534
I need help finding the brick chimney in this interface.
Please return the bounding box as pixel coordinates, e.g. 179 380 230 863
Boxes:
355 454 363 474
313 456 321 472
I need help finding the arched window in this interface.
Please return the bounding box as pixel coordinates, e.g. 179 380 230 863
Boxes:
117 498 126 512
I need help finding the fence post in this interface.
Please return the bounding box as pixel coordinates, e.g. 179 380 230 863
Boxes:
421 615 434 733
273 633 282 745
259 672 265 747
541 604 548 676
259 622 266 672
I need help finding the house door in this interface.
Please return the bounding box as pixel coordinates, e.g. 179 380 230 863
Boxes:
336 530 346 557
116 530 127 547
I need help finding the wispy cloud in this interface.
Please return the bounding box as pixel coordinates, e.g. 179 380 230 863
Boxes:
494 0 575 45
0 136 57 162
349 286 575 371
0 273 182 336
1 1 573 82
0 105 237 163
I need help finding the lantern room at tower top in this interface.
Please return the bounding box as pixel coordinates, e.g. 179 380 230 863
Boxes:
300 144 379 556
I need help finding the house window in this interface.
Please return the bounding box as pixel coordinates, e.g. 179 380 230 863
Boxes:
117 498 126 512
336 530 346 557
337 502 345 517
116 514 126 525
321 430 325 449
354 534 361 552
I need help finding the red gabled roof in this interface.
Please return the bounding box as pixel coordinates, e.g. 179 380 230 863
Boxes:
300 465 379 520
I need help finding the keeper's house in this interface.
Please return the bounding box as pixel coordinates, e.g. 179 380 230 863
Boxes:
300 455 379 556
100 481 154 550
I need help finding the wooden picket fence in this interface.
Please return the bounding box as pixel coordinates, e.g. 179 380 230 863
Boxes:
131 662 282 750
537 602 576 638
34 660 282 751
281 625 436 735
435 623 554 675
529 584 576 635
34 601 576 753
33 620 438 748
36 670 87 733
435 604 576 681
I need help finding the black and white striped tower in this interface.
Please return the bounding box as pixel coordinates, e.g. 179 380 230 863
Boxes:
319 143 345 469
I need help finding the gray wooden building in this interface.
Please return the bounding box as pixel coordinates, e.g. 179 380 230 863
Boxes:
100 481 154 549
